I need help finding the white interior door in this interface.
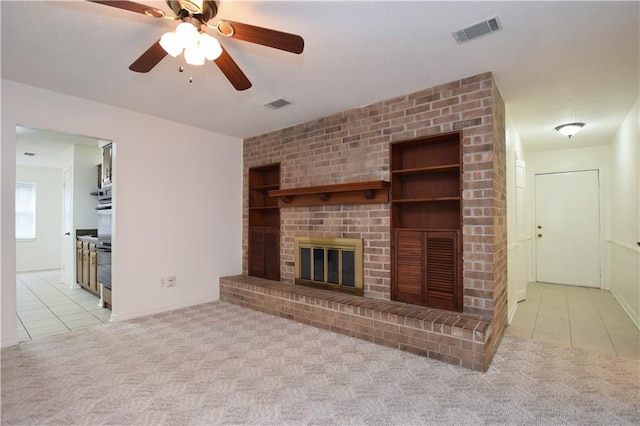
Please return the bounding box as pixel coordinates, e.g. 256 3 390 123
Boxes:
515 159 527 301
535 170 601 287
62 169 78 288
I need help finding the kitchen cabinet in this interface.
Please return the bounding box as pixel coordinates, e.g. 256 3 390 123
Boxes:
390 132 463 311
76 237 98 294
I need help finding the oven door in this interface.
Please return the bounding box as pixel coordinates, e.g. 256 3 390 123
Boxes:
96 246 111 290
96 204 112 246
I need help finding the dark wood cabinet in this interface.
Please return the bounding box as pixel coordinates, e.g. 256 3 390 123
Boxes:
390 133 463 311
248 164 280 281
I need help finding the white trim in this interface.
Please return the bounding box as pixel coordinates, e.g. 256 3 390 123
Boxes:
507 296 519 324
108 296 219 323
507 242 517 250
611 288 640 331
1 337 20 349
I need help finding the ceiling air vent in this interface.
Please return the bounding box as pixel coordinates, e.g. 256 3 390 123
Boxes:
452 16 501 44
265 99 291 110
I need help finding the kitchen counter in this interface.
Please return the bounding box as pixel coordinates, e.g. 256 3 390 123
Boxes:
77 235 98 243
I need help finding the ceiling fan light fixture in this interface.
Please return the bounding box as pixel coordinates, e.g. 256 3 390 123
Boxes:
215 20 235 37
184 45 206 65
555 122 585 139
178 0 204 14
199 32 222 60
160 31 183 57
176 22 200 49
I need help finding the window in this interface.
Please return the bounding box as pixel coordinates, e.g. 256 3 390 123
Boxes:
15 182 36 239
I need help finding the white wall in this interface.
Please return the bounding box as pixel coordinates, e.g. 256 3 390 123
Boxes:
526 145 611 288
15 166 63 272
505 111 527 323
1 80 243 347
609 98 639 328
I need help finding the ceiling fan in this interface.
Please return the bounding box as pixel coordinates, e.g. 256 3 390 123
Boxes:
87 0 305 90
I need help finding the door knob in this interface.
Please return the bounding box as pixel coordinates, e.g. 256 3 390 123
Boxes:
537 225 542 229
537 234 543 238
64 232 70 236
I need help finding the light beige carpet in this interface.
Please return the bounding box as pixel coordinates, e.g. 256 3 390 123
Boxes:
2 301 639 425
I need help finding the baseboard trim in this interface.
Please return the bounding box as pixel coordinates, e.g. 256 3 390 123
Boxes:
611 288 640 330
110 296 219 323
1 337 20 349
508 297 519 324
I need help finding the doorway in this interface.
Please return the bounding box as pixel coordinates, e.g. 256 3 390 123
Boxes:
534 170 601 288
15 126 112 341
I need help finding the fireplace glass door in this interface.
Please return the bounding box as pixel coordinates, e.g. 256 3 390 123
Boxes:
295 237 363 295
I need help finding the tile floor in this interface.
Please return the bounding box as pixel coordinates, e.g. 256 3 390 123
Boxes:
16 270 111 342
506 282 640 359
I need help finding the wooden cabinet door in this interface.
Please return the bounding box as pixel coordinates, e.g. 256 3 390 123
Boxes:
393 230 461 310
249 227 280 281
248 227 265 278
392 230 426 305
263 228 280 281
89 249 98 292
82 242 90 287
425 231 460 311
76 240 83 285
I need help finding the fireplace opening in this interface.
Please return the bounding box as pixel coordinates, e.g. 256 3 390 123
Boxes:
294 237 363 295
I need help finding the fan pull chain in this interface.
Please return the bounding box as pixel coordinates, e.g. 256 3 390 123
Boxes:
177 65 194 83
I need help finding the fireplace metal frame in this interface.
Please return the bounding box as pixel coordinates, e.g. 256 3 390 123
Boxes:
294 237 363 295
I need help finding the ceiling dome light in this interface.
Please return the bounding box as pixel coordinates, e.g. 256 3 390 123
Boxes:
159 31 183 57
555 122 585 139
199 33 222 60
175 22 199 49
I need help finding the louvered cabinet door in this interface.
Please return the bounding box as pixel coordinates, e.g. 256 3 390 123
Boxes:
425 230 461 311
263 228 280 281
248 227 265 278
392 230 426 305
249 226 280 281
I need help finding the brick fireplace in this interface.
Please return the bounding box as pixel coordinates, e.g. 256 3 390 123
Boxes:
223 72 507 371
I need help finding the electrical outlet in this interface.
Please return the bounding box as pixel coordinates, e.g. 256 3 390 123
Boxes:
167 276 176 287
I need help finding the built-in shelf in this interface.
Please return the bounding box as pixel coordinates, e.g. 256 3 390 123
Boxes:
269 180 390 207
391 164 460 175
393 197 461 203
248 163 281 281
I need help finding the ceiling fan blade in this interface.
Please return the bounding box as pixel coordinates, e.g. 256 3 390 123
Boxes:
220 20 304 54
87 0 160 16
129 41 168 73
213 46 252 91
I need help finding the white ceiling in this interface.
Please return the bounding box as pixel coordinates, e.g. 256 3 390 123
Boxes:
2 1 638 152
15 126 102 168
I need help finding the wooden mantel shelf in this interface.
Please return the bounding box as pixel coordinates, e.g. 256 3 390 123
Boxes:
269 180 390 207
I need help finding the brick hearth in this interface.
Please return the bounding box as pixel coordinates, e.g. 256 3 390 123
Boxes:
220 275 493 372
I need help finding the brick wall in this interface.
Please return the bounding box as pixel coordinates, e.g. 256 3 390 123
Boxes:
243 72 506 321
